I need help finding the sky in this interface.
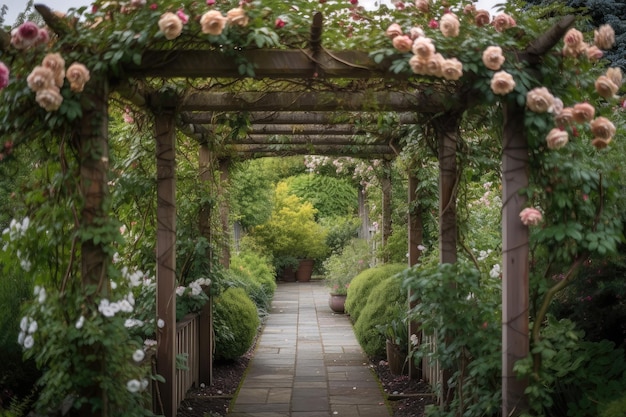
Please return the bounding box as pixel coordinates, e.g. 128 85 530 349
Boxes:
2 0 501 26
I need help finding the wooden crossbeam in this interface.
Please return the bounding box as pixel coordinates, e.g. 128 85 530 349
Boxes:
181 111 420 125
223 143 396 157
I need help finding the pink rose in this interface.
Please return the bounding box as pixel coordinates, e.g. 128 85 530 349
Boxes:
226 7 249 27
562 42 588 58
545 128 569 150
563 28 584 48
11 21 41 49
428 19 438 29
392 35 413 53
36 28 49 46
585 45 603 61
385 23 403 39
594 24 615 50
492 13 515 32
474 9 490 27
591 137 611 149
201 10 227 35
589 117 616 139
572 102 595 123
66 62 90 92
35 87 63 111
595 75 619 99
275 18 286 29
415 0 429 13
176 9 189 24
411 37 435 59
519 207 542 226
408 26 425 40
441 58 463 81
554 107 574 126
490 71 516 95
27 66 55 92
439 13 460 38
0 62 9 90
409 55 428 75
42 53 66 88
482 46 505 71
158 12 183 40
526 87 555 113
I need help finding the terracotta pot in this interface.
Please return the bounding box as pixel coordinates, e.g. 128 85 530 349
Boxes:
386 340 407 375
328 293 347 314
296 259 314 282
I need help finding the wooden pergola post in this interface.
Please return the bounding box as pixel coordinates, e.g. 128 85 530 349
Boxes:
381 159 393 260
218 158 231 268
154 97 178 417
501 102 530 416
407 170 423 380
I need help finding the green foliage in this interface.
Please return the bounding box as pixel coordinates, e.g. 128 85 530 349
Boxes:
323 238 371 295
353 268 406 357
515 316 626 417
602 393 626 417
284 174 358 219
228 251 276 314
320 215 362 255
402 261 502 417
344 263 406 322
213 287 259 360
229 159 274 229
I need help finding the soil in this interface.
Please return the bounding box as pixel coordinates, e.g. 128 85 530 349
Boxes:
176 351 435 417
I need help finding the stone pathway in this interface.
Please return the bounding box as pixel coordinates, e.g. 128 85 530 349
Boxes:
228 281 391 417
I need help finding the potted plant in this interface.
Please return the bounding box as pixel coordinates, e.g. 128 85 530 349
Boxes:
323 238 370 313
376 315 409 375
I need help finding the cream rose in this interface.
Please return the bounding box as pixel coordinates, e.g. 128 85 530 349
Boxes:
594 24 615 50
492 13 516 32
200 10 227 36
408 26 425 40
412 37 435 59
27 66 55 92
589 117 616 139
606 67 622 87
415 0 430 13
572 102 595 123
563 28 584 48
519 208 542 226
158 12 183 40
526 87 555 113
42 53 66 88
490 71 516 95
392 35 413 53
425 53 445 78
66 62 90 92
546 128 569 150
562 42 588 58
409 55 428 75
482 46 505 71
595 75 619 99
385 23 403 39
227 7 249 27
555 107 574 126
36 87 63 111
585 45 603 61
441 58 463 81
439 13 460 38
591 137 611 149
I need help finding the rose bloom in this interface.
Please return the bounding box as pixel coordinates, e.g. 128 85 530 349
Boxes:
555 107 574 126
227 7 249 27
526 87 555 113
412 37 435 59
0 62 9 90
425 53 445 77
463 4 476 14
200 10 227 35
552 97 564 115
594 24 615 50
27 66 55 92
591 137 611 149
589 117 616 139
176 9 189 24
158 12 183 40
572 102 595 123
42 53 66 88
562 42 588 58
482 46 505 71
441 58 463 81
585 45 603 61
490 71 516 95
415 0 429 13
474 9 490 27
595 75 619 99
36 87 63 112
36 28 49 46
11 21 40 49
439 13 460 38
546 128 569 150
409 55 428 75
563 28 584 48
385 23 403 39
519 207 542 226
409 26 425 40
391 35 411 53
492 13 516 32
606 67 622 87
66 62 90 92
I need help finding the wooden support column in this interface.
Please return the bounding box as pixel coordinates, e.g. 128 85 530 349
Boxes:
407 170 423 380
358 185 370 240
76 77 109 417
502 102 529 416
155 102 177 417
198 144 213 385
218 158 230 268
381 160 392 260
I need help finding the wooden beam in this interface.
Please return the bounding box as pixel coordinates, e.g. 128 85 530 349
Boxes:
127 49 395 79
221 143 396 157
176 91 446 112
247 124 366 135
181 111 420 125
242 134 380 144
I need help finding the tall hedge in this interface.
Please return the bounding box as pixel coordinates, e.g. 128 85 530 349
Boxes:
285 174 358 219
345 263 406 322
213 287 259 360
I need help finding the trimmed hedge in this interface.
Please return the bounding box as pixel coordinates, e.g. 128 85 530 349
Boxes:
213 287 259 360
345 263 406 322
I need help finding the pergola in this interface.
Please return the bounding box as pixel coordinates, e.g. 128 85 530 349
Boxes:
31 5 575 417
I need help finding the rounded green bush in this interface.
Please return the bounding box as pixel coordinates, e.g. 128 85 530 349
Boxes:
213 287 260 360
345 263 406 322
352 268 407 357
230 250 277 311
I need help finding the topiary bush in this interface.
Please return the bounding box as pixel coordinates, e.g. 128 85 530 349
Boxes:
229 250 277 313
345 263 407 322
213 287 259 360
351 265 408 357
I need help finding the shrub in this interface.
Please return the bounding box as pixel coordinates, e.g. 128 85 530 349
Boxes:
213 287 259 360
320 215 361 255
230 251 277 298
345 263 406 322
352 267 407 357
323 238 371 295
285 174 358 219
602 394 626 417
